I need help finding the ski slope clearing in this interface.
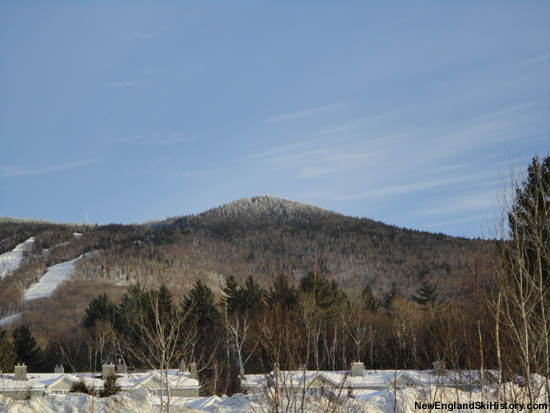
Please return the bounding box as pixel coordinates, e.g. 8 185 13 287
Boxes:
23 254 87 301
0 312 21 327
0 237 34 279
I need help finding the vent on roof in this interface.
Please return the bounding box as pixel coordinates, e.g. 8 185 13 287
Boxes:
351 361 365 377
116 359 127 374
14 364 27 381
179 360 186 373
190 362 198 380
102 363 115 380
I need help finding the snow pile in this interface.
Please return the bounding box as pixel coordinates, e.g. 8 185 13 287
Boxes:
358 383 549 413
1 382 548 412
0 388 153 413
23 254 87 301
0 237 34 279
173 382 549 413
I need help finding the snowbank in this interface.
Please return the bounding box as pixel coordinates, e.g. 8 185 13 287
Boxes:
0 388 153 413
0 381 548 412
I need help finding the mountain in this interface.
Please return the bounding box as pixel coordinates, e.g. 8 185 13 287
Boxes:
157 195 489 297
0 196 492 339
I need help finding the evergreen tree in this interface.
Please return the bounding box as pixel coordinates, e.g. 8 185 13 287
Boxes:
222 275 241 315
361 285 379 312
382 282 402 309
240 275 265 315
100 373 121 397
300 270 346 310
13 325 42 371
412 281 439 306
268 273 298 310
82 293 117 329
0 328 15 372
115 285 152 368
183 280 220 327
508 155 550 285
116 284 150 334
152 284 175 325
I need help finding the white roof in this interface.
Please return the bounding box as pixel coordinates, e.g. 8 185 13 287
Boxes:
242 369 497 390
0 369 199 392
242 370 322 389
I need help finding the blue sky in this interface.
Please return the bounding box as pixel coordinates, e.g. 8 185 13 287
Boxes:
0 1 548 238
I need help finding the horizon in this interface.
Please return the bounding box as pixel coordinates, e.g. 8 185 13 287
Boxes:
1 2 549 238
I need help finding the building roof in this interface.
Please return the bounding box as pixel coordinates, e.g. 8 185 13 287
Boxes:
242 369 500 391
0 369 199 393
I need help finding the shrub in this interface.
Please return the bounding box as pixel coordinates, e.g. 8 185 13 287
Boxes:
70 379 96 395
99 373 120 397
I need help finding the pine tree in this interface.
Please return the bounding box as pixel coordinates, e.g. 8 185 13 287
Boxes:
268 273 298 310
13 325 42 371
412 281 439 306
240 275 264 315
100 373 121 397
508 154 550 285
382 282 402 309
361 285 379 312
153 284 175 325
222 275 241 315
300 270 345 310
82 293 117 329
183 280 220 327
0 328 15 372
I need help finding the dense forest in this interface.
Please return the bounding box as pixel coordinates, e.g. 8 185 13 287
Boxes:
1 156 548 399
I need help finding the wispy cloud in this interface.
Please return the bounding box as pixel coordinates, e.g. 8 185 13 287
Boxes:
120 132 191 145
252 139 317 159
1 160 95 177
299 150 372 177
259 140 377 178
421 215 482 229
516 52 550 66
420 191 497 217
265 103 342 123
128 31 158 40
317 111 401 137
254 127 402 180
471 102 534 122
333 176 465 201
113 80 135 88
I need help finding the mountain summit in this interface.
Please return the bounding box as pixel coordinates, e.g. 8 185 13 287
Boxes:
198 195 336 221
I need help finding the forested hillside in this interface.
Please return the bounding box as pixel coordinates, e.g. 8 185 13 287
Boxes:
0 196 491 334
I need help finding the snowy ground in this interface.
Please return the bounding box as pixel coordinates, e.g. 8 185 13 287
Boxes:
0 237 34 279
1 382 548 413
23 254 87 301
